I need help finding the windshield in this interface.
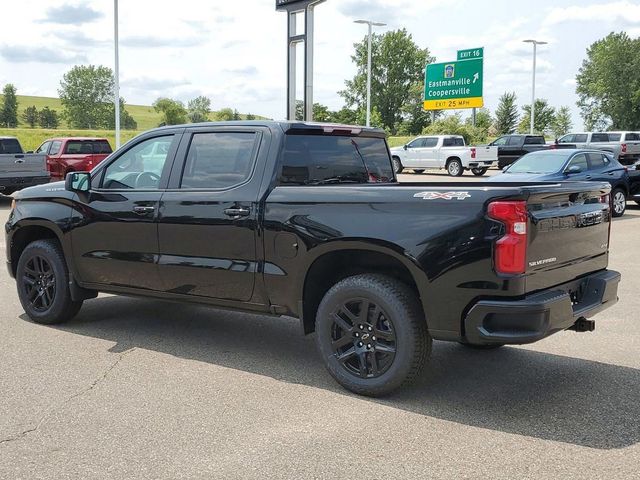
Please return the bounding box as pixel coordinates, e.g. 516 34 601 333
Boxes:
507 152 568 174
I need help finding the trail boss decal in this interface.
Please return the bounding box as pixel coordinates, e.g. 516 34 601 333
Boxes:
414 191 471 200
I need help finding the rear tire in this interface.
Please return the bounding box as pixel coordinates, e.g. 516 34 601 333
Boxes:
16 239 83 325
471 167 488 176
611 188 626 217
315 274 431 397
392 156 403 174
447 158 463 177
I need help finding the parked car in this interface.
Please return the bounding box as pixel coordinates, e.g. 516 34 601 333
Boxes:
0 137 50 196
35 137 113 181
628 159 640 205
489 134 550 169
555 132 640 164
389 135 498 176
6 122 621 396
491 149 630 217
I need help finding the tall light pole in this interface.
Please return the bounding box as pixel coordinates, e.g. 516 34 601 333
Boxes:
354 19 386 127
114 0 121 149
523 39 547 135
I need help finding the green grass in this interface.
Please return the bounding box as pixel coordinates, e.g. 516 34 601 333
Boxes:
387 136 412 148
0 127 143 152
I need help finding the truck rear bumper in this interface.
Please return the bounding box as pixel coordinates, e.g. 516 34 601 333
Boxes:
0 175 50 193
463 270 621 345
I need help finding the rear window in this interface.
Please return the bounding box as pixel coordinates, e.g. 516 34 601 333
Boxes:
0 138 22 154
65 141 93 154
279 135 393 185
442 137 464 147
524 136 545 145
93 140 113 154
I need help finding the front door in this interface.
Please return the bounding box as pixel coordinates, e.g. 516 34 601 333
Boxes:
157 127 268 302
70 132 181 290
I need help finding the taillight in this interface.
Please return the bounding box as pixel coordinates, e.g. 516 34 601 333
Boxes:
488 200 528 275
621 143 627 154
470 147 476 159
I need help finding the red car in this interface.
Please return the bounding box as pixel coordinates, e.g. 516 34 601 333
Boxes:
35 138 113 181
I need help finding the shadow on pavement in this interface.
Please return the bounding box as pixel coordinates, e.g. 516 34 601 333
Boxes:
45 295 640 451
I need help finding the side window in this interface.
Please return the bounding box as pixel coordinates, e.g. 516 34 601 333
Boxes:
588 153 606 169
608 133 621 142
524 136 545 145
625 133 640 141
102 135 175 190
591 133 609 143
574 134 588 143
181 132 257 189
36 141 51 154
507 136 522 146
442 137 463 147
567 153 589 171
49 141 62 155
407 138 424 148
492 136 509 146
558 134 574 143
423 137 438 147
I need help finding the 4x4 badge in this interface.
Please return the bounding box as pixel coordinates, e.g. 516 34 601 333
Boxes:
414 191 471 200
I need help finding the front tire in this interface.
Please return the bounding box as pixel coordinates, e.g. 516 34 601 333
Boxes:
611 188 626 217
16 239 83 325
471 167 488 176
447 158 463 177
315 274 431 397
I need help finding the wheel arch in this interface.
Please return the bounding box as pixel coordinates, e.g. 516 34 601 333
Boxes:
298 243 427 335
8 221 66 278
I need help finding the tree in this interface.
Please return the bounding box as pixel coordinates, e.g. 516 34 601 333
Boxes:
340 29 432 134
518 99 556 134
38 107 59 129
423 114 487 144
105 99 137 130
22 105 39 128
1 84 19 128
59 65 114 129
153 97 187 125
327 107 357 125
576 32 640 130
399 82 435 135
214 108 234 121
246 113 256 120
295 101 331 122
187 95 211 123
552 106 573 137
232 109 241 120
494 92 519 134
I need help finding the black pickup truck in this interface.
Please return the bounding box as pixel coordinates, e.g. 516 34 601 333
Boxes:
490 134 550 169
5 122 621 396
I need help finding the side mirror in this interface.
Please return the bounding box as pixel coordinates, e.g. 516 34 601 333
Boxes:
65 171 91 192
554 138 559 144
566 165 582 175
403 144 408 150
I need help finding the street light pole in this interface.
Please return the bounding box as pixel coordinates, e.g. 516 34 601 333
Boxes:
114 0 120 149
355 20 386 127
523 39 547 135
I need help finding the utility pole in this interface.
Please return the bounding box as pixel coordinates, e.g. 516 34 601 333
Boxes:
114 0 120 148
354 19 386 127
523 39 548 135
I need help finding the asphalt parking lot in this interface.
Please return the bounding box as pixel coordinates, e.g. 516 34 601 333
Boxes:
1 175 639 480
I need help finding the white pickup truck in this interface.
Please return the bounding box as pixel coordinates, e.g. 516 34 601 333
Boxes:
389 135 498 176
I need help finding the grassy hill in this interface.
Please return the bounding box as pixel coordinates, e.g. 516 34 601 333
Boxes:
15 95 163 131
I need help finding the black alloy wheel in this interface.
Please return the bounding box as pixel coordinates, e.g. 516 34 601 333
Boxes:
330 298 397 379
22 255 56 312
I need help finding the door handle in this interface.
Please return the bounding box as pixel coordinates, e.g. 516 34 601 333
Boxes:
14 159 24 164
132 206 155 215
224 207 250 218
585 175 592 180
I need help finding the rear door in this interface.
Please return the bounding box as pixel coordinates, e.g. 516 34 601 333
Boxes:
157 126 269 301
417 137 439 167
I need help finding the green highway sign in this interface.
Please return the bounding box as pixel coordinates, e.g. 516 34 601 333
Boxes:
457 47 484 61
423 58 484 110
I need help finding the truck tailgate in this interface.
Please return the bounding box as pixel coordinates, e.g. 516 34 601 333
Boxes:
524 182 611 293
0 153 48 175
474 145 498 161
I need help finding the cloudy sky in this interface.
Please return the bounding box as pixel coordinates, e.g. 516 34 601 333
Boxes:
1 0 639 128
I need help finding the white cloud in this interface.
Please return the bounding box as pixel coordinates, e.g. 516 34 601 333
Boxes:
545 1 640 25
